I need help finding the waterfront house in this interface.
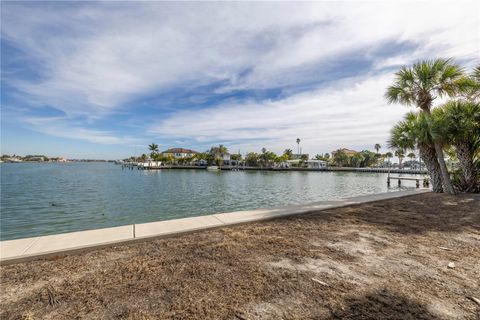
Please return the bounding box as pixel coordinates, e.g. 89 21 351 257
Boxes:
285 159 303 167
291 153 309 160
306 160 327 169
161 148 199 159
212 152 235 165
140 158 162 168
195 159 208 166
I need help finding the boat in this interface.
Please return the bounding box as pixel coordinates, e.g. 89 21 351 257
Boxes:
206 166 220 171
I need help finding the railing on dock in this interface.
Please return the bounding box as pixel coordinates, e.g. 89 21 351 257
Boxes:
387 174 430 188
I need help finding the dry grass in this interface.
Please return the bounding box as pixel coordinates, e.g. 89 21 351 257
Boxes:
1 192 479 319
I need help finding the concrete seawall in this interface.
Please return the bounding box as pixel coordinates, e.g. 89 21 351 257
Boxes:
0 189 430 265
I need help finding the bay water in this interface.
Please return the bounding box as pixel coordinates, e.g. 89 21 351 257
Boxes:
0 162 417 240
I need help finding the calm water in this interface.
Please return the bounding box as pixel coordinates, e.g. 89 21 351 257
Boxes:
0 162 417 240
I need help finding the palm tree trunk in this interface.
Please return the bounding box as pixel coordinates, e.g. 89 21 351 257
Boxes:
419 144 443 192
423 108 456 195
432 141 455 194
455 141 478 192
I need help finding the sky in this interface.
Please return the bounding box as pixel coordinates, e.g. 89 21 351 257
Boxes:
1 1 479 160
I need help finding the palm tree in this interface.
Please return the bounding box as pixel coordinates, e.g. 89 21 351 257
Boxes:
209 144 229 156
433 100 480 192
395 149 405 168
218 144 228 154
385 152 393 167
148 143 159 158
283 149 293 160
386 58 464 194
407 152 416 162
458 64 480 102
261 147 267 167
373 144 382 167
389 112 443 192
296 138 301 154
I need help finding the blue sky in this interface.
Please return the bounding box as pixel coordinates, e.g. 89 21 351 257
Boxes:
1 1 479 159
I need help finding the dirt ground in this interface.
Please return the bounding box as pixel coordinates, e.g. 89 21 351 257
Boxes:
1 192 479 320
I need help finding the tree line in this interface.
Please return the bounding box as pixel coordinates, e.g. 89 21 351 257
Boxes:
130 144 405 168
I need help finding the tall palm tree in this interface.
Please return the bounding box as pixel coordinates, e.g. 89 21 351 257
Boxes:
209 144 229 155
395 149 405 168
148 143 159 158
261 147 267 167
386 58 464 194
385 152 393 167
407 152 416 162
373 144 382 167
389 112 443 192
433 100 480 192
296 138 301 154
218 144 228 154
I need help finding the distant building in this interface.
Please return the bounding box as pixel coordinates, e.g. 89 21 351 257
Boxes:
331 148 358 157
306 160 327 169
213 153 238 165
195 159 208 166
161 148 199 159
216 153 231 162
291 154 309 160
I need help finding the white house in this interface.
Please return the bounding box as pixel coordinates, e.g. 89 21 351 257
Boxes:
306 160 327 169
291 153 309 160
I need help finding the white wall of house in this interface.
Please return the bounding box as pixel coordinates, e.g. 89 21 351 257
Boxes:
140 161 162 167
306 160 327 168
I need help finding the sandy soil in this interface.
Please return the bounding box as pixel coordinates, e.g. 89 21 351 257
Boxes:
1 192 479 320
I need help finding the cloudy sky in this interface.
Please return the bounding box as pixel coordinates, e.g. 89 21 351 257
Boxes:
1 1 478 159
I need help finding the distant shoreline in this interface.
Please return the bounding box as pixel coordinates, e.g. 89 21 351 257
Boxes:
128 164 428 175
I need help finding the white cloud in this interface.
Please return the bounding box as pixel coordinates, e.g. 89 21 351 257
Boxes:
23 117 141 145
3 2 478 111
1 1 479 150
149 72 408 154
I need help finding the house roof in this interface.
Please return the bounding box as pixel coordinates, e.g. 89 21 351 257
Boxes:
332 148 358 156
162 148 199 154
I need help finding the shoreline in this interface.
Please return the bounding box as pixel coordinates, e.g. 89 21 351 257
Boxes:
129 164 429 174
0 189 429 265
1 191 478 319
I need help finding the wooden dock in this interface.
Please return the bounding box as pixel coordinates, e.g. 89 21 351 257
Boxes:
387 175 430 188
